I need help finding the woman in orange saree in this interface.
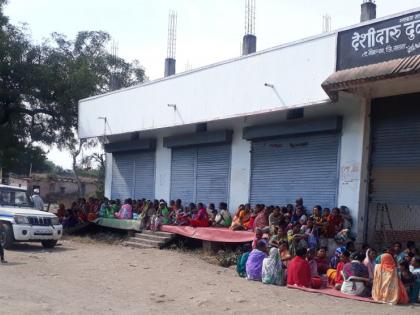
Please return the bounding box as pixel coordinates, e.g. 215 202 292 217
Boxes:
372 253 409 305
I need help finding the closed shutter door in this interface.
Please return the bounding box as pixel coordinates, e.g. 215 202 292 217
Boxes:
133 151 156 200
170 147 197 205
368 96 420 243
370 102 420 205
250 133 340 209
196 144 231 206
111 153 135 200
111 151 155 200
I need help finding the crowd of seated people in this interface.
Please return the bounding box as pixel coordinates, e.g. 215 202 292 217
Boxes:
236 233 420 305
58 197 233 231
58 196 420 304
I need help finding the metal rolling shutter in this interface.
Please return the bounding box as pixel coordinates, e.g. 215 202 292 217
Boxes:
133 151 156 200
250 133 340 209
370 101 420 205
111 153 135 200
111 151 155 200
170 147 197 205
196 144 231 206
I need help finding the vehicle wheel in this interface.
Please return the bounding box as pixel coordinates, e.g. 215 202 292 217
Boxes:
0 223 15 250
41 240 58 248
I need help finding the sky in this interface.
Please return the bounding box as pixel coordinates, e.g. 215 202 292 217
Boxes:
4 0 420 168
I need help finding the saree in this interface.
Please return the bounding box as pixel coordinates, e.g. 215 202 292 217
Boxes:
262 248 283 285
363 248 376 280
287 256 312 288
372 254 409 305
236 252 250 278
246 249 267 281
341 261 370 296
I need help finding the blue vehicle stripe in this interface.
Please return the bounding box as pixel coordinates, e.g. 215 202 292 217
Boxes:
0 214 14 218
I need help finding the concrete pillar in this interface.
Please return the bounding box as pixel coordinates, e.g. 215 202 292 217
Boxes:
242 34 257 55
164 58 176 77
228 123 251 211
154 136 171 201
361 1 376 22
104 152 113 198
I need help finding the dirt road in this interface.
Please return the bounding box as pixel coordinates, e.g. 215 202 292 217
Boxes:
1 240 418 315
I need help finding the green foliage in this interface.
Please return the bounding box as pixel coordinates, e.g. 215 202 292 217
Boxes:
0 1 146 175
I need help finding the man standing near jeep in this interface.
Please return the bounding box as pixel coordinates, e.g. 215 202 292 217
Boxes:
0 225 7 263
31 188 44 211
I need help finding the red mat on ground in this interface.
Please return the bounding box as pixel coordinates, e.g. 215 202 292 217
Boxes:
160 225 254 243
287 285 379 304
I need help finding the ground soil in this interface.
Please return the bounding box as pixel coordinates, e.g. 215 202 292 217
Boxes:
1 239 419 315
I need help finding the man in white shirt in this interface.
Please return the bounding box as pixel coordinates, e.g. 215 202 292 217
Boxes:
31 188 45 211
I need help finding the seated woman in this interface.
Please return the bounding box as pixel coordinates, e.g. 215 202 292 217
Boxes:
230 204 251 231
206 203 217 225
246 239 268 281
190 203 210 227
269 226 287 248
314 247 329 275
236 244 252 278
56 203 67 223
214 202 232 227
150 201 171 231
341 252 371 297
372 253 409 304
327 249 350 290
262 247 284 286
268 206 282 230
287 247 312 288
363 248 377 281
279 241 292 269
114 199 133 220
409 256 420 303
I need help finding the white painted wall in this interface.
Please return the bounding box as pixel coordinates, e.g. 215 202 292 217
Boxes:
78 34 336 139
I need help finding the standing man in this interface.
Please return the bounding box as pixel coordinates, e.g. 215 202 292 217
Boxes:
0 224 7 263
31 188 45 211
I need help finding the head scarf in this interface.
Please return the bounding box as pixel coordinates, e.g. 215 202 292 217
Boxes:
262 247 282 285
377 253 396 272
364 248 376 279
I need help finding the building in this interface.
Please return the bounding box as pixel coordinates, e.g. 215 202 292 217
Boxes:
7 173 98 205
78 5 420 245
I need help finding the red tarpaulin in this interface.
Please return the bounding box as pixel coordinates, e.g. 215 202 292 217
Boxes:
287 285 379 304
160 226 254 243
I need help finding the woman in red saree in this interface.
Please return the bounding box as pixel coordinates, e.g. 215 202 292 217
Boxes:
287 248 312 288
190 203 210 227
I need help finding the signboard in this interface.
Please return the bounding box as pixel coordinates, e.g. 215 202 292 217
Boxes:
337 10 420 70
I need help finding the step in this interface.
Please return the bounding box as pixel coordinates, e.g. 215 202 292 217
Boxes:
140 230 175 238
123 241 156 249
128 237 164 247
133 233 174 242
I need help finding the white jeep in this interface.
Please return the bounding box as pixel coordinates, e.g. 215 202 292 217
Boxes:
0 184 63 249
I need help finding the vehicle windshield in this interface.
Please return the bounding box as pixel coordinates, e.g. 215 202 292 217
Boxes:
0 189 32 207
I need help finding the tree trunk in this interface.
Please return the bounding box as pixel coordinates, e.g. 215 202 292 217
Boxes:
72 140 84 198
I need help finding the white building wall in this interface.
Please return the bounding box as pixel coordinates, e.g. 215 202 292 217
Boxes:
78 34 336 139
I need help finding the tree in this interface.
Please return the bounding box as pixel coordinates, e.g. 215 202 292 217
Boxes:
0 1 146 185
